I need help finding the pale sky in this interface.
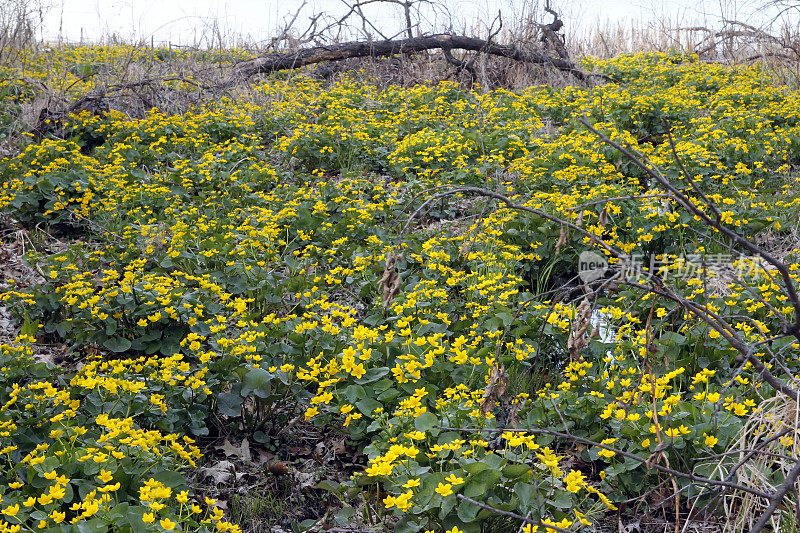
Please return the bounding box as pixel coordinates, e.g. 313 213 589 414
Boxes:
35 0 786 45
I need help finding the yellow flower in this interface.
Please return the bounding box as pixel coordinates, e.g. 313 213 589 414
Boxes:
1 504 19 517
435 482 453 497
383 494 396 509
597 440 616 459
403 478 421 489
394 490 413 511
99 482 121 492
160 518 177 530
445 474 464 485
142 513 155 524
542 518 573 533
598 447 615 458
704 434 718 447
563 469 585 492
404 431 425 440
575 510 593 526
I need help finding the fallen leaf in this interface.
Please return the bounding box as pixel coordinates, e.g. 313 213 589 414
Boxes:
555 224 568 253
294 471 316 489
217 438 239 458
256 449 274 464
567 299 593 362
239 437 251 463
598 206 608 227
288 446 313 456
199 460 234 485
216 438 252 463
480 362 508 415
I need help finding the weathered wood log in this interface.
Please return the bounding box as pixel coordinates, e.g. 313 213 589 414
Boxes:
227 33 594 83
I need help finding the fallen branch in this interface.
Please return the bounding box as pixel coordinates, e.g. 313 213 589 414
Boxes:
226 33 598 83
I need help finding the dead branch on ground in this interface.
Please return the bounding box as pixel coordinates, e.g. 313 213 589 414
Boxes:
225 33 596 85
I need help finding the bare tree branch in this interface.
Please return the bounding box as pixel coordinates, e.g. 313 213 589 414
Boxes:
226 34 596 84
750 458 800 533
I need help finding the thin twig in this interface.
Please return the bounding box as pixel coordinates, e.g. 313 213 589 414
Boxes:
456 494 573 533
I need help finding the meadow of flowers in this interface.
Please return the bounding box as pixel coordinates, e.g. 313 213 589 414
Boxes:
0 47 798 532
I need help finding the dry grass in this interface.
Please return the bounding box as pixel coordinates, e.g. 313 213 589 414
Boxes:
692 393 800 533
0 0 37 63
567 15 800 87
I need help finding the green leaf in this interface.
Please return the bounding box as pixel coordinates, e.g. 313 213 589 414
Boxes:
464 469 502 498
217 392 244 417
103 336 131 353
547 490 573 509
462 462 491 475
394 516 426 533
442 516 480 533
354 366 389 384
496 311 515 328
56 321 71 337
416 471 447 506
438 494 456 519
343 385 366 404
151 470 188 490
414 412 439 432
334 505 355 525
241 367 272 398
75 519 110 533
356 398 383 417
514 482 539 513
316 480 344 501
378 387 400 401
502 464 532 479
482 452 504 469
457 498 480 523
